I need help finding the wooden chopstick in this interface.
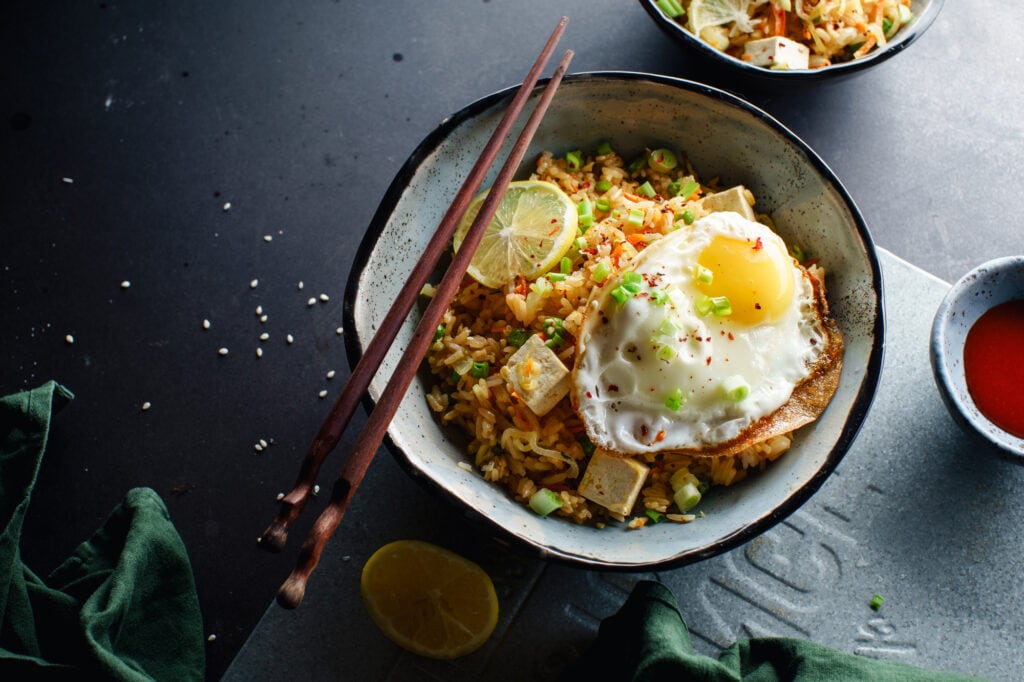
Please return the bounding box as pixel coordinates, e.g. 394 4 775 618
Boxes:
276 47 575 610
259 16 569 553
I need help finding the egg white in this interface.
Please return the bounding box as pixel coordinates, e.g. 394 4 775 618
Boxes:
571 212 829 454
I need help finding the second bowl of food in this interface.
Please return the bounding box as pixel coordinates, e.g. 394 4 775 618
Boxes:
345 72 883 569
640 0 944 84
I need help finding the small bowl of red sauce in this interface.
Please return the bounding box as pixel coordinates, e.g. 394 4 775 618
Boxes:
931 256 1024 460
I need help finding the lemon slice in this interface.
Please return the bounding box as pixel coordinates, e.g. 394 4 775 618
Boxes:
453 180 578 289
360 540 499 660
687 0 766 36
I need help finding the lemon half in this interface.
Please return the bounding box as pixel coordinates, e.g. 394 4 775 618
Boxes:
453 180 578 289
360 540 499 660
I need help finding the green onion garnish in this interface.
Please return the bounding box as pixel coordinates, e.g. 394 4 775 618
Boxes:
628 157 647 174
578 198 594 230
673 481 701 512
789 243 805 262
656 344 677 362
434 325 446 341
645 509 665 523
578 434 596 456
596 178 612 192
881 16 893 35
544 317 564 337
664 387 685 411
610 286 630 304
450 370 461 385
678 179 700 201
626 208 645 228
667 181 682 197
722 375 750 402
695 265 713 284
546 272 567 282
565 149 583 171
710 295 732 316
638 181 657 198
508 329 529 347
621 271 643 294
870 593 884 611
656 317 677 337
696 295 713 316
898 5 912 22
530 278 553 296
470 361 490 378
596 141 613 156
595 197 611 213
647 148 678 173
650 289 669 305
669 469 697 492
655 0 684 18
560 256 573 275
528 488 564 516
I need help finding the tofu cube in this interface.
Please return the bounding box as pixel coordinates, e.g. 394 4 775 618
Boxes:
696 185 757 221
503 333 570 417
742 37 810 71
577 449 650 516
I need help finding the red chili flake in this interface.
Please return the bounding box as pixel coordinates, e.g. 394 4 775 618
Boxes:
728 332 734 340
705 356 712 365
586 391 593 399
754 303 762 310
810 338 818 345
550 218 558 223
608 384 620 393
654 430 666 443
753 236 764 250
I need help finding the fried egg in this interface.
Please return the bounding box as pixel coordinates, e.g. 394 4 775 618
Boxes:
571 211 842 456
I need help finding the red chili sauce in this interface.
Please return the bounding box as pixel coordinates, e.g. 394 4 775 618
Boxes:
962 299 1024 438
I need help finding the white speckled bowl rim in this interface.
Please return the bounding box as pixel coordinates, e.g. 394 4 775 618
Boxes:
343 72 884 570
638 0 945 83
930 256 1024 460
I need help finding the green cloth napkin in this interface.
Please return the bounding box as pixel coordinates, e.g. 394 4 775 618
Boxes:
566 580 984 681
0 381 204 681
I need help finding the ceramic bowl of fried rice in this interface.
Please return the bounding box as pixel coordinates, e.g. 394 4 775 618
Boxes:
344 72 883 570
639 0 944 84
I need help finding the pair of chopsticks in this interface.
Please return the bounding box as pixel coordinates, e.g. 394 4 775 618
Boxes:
261 16 573 609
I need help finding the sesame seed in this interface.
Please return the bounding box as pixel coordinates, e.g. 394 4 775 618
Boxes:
256 347 263 358
263 235 273 242
286 334 294 344
259 332 269 341
342 555 351 562
260 314 268 323
276 492 284 500
250 278 259 289
207 634 217 642
457 461 473 472
326 370 336 379
297 281 304 290
120 280 131 289
307 297 316 307
202 319 211 330
141 401 152 411
255 305 263 315
318 389 328 399
62 177 74 184
259 439 268 448
222 202 231 211
218 347 229 356
335 327 344 335
65 334 75 344
319 293 329 302
313 484 321 495
254 443 263 452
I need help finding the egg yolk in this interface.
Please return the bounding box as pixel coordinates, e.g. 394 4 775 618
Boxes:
696 235 794 324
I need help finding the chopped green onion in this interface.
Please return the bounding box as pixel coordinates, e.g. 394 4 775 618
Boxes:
638 181 657 198
898 5 912 22
530 277 553 296
645 509 665 523
655 0 684 18
577 198 594 230
667 181 682 197
565 149 584 171
621 271 643 294
776 0 792 10
656 344 677 363
470 361 490 378
610 286 630 304
574 237 587 251
450 370 461 385
881 16 893 35
669 469 698 492
560 256 573 275
545 332 564 349
626 208 645 228
596 141 613 156
544 317 564 337
648 148 678 173
628 157 647 174
529 488 564 516
870 593 884 611
592 259 611 283
789 243 805 262
656 317 677 337
433 324 446 341
710 295 732 316
678 179 700 201
578 435 596 456
664 387 685 411
595 197 611 213
695 265 713 284
673 481 702 511
546 272 567 282
696 295 713 316
508 329 529 347
596 179 612 192
649 289 669 305
722 375 750 402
